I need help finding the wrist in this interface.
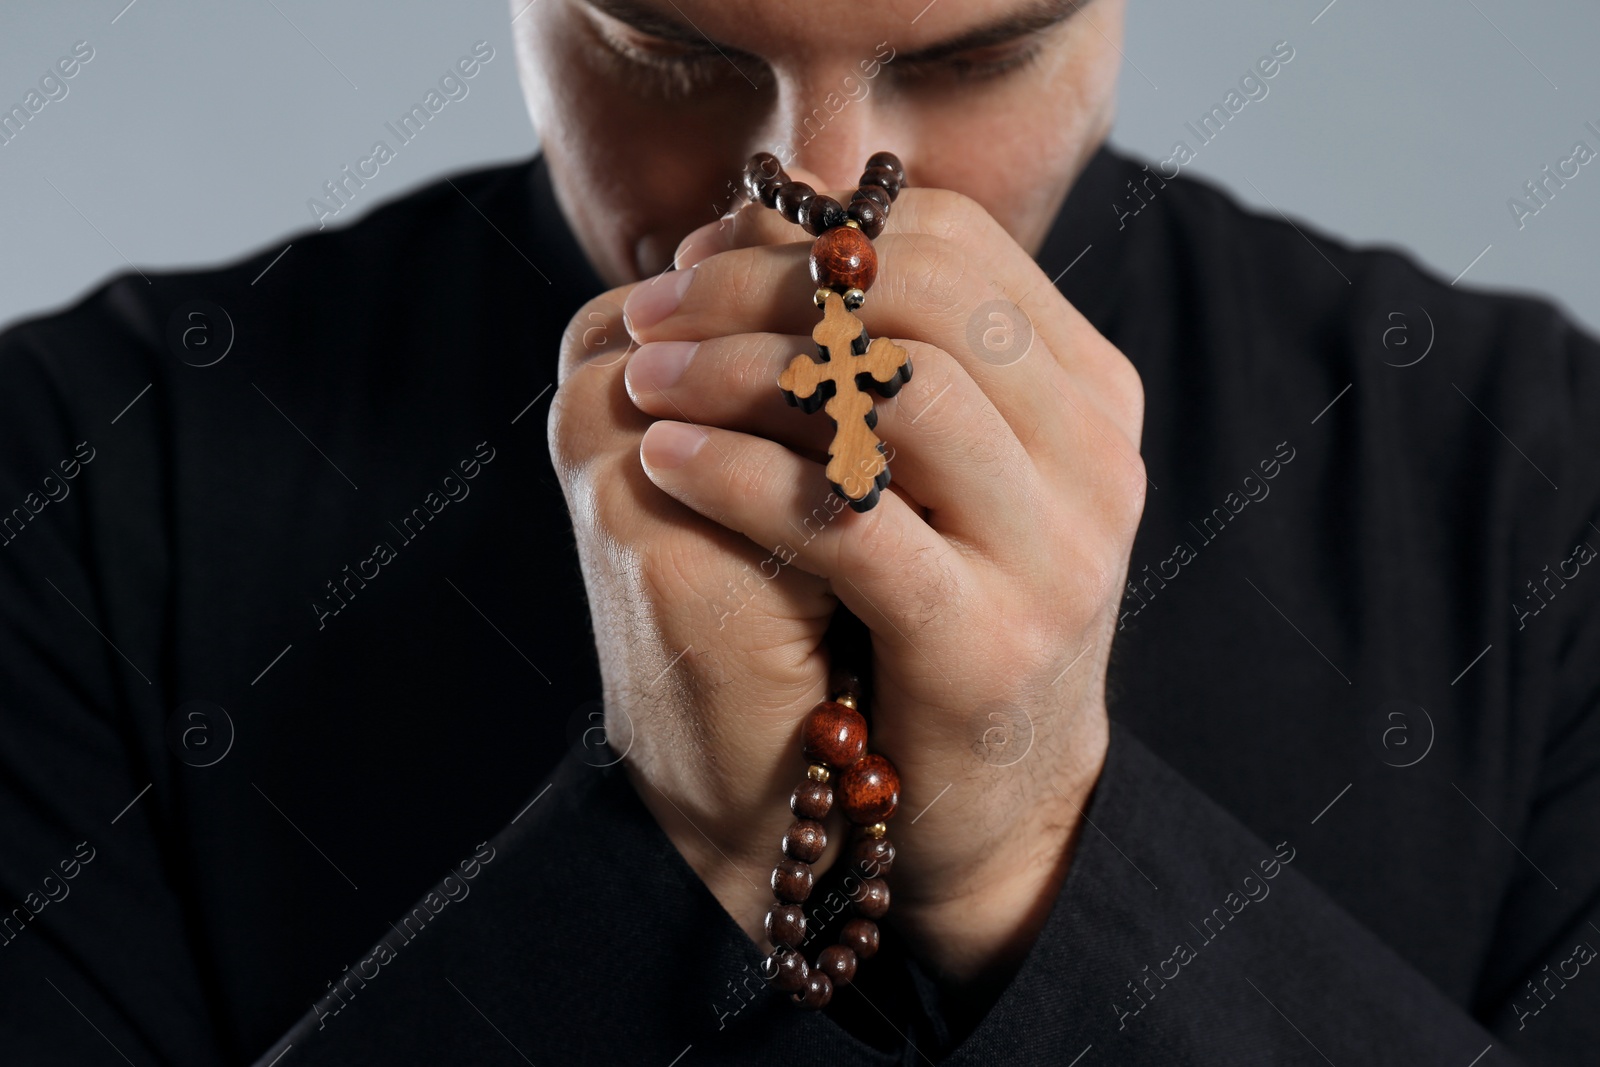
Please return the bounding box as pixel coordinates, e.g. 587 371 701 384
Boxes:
892 720 1108 988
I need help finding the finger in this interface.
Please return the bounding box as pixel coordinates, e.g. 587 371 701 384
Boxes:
637 419 974 641
624 332 1039 544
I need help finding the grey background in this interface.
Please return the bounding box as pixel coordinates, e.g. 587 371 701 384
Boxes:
2 0 1596 334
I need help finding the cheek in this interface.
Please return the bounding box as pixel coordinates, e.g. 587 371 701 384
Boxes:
916 23 1121 252
516 7 761 283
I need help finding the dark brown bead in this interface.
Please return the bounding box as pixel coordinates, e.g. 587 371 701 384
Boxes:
855 184 891 212
828 668 864 706
767 947 809 992
801 194 848 236
850 877 891 919
775 181 816 226
793 969 833 1009
846 196 886 239
783 819 827 863
817 944 858 988
866 151 905 183
802 701 868 768
840 918 880 959
838 753 900 823
743 152 784 203
791 780 834 821
860 165 901 201
772 857 814 903
765 903 807 948
851 836 895 878
809 226 879 294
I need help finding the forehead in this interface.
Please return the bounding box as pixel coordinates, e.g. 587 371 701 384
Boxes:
579 0 1082 57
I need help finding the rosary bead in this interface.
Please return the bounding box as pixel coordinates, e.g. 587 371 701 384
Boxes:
765 903 807 948
830 669 864 708
850 877 891 919
772 857 815 903
802 700 869 768
851 835 895 878
860 165 902 201
866 151 905 183
854 184 891 212
817 944 859 988
838 753 900 823
846 196 886 239
775 181 816 226
840 918 880 959
794 969 833 1009
791 780 834 820
806 763 831 784
808 226 879 295
768 947 809 992
744 152 785 205
801 194 848 236
783 819 828 863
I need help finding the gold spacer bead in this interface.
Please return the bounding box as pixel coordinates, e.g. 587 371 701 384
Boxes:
843 288 866 311
834 693 858 710
844 218 861 229
862 822 888 839
806 764 832 784
813 288 832 308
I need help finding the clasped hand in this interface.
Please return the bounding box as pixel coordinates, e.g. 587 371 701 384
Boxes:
549 169 1146 987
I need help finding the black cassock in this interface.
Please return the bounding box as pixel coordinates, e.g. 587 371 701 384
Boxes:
1 147 1596 1065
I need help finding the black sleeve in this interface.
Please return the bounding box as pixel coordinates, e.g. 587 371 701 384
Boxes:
264 716 1574 1067
0 323 227 1064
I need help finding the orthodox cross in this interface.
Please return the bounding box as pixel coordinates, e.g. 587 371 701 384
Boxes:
778 291 913 512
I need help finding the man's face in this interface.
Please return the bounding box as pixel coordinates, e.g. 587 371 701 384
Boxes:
512 0 1124 286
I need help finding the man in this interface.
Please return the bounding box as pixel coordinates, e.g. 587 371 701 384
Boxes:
0 1 1595 1063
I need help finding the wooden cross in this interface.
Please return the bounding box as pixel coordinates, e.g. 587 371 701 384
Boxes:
778 291 913 512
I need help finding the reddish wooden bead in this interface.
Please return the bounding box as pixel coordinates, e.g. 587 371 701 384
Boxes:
846 196 886 239
802 701 868 768
767 947 809 992
840 918 880 959
776 181 815 226
765 903 807 948
783 819 827 863
791 780 834 821
838 753 900 823
794 969 833 1009
850 877 891 919
817 943 858 987
772 857 814 903
801 194 848 236
851 836 895 878
809 227 879 295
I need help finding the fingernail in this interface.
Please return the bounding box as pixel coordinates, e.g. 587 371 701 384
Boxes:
674 220 734 270
640 421 708 470
627 341 699 394
622 267 696 335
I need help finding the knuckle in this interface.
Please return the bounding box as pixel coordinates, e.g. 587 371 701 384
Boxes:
884 234 968 317
909 188 994 244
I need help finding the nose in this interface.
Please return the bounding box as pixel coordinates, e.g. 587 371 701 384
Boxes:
767 73 897 197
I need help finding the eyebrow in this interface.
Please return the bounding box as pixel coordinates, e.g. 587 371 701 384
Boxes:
582 0 1087 60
